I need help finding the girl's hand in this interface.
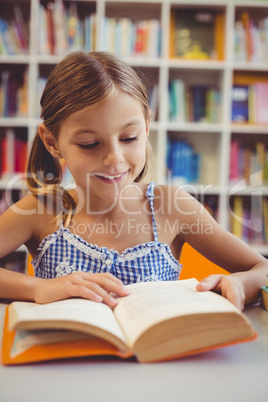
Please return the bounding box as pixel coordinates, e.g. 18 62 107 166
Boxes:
196 274 246 310
33 272 129 307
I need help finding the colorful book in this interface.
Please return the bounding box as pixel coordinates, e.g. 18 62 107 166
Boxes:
167 139 200 184
231 196 243 239
255 82 268 124
1 279 257 365
229 139 240 183
231 85 249 123
192 85 207 122
0 128 15 179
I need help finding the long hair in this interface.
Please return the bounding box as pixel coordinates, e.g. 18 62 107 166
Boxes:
27 51 151 225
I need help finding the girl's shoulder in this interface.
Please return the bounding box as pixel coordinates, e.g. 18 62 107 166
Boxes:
152 183 204 217
8 193 60 231
10 193 55 216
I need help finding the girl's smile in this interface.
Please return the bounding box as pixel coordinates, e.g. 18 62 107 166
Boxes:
93 170 129 183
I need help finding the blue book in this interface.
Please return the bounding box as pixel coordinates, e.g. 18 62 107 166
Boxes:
231 85 249 122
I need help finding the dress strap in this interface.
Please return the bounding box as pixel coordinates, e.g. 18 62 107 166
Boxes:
145 182 158 242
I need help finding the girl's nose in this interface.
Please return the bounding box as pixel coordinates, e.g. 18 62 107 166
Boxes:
103 145 124 166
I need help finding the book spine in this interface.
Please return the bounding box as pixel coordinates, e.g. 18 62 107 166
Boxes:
230 195 267 244
0 128 15 179
167 139 200 184
100 16 161 58
229 139 268 185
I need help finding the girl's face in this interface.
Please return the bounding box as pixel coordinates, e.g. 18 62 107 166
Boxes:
55 89 149 207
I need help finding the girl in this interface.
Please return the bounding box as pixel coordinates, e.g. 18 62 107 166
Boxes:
0 51 267 310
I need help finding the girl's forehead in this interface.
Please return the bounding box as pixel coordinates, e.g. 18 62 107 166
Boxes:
65 90 144 121
58 92 146 136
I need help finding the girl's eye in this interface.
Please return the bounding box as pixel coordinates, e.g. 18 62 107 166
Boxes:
121 136 138 143
78 142 99 150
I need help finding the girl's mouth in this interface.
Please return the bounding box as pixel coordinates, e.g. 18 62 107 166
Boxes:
94 171 128 183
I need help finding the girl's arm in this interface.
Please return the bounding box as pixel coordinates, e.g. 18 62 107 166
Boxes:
0 268 128 306
188 221 268 310
171 188 268 310
0 196 128 306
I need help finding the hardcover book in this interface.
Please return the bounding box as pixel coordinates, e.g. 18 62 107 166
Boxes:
1 279 257 365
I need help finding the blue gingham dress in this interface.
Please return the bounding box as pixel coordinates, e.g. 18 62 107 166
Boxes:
32 182 182 284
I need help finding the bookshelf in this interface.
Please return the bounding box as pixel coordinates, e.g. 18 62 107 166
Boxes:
1 0 268 272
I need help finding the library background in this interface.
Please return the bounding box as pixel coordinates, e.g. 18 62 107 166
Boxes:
0 0 268 273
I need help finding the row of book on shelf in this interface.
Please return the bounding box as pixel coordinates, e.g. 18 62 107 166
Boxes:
169 78 268 125
0 128 28 180
230 139 268 185
0 5 29 55
230 196 268 245
38 1 93 55
234 12 268 63
0 68 28 118
3 69 268 124
38 1 161 58
169 79 221 123
36 75 160 121
232 81 268 124
2 3 268 65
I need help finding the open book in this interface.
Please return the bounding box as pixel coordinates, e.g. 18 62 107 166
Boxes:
1 279 257 365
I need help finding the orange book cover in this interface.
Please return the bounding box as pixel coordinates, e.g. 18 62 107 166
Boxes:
1 306 130 365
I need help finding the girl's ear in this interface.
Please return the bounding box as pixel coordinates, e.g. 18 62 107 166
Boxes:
38 124 62 159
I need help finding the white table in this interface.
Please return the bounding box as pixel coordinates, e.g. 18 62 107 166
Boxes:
0 302 268 402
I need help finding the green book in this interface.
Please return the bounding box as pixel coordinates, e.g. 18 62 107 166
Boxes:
261 274 268 312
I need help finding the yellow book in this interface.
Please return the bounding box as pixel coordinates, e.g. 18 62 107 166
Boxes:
232 197 243 239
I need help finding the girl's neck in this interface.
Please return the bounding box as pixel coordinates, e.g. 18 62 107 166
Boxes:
70 183 146 218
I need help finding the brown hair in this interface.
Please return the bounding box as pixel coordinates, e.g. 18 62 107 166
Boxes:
27 51 151 225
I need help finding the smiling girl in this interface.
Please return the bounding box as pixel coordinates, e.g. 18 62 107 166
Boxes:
0 51 267 310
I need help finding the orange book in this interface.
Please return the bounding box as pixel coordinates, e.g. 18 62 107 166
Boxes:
241 12 251 62
214 13 225 61
233 72 268 86
1 279 257 365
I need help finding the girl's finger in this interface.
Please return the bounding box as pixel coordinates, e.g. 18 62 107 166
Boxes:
196 274 223 292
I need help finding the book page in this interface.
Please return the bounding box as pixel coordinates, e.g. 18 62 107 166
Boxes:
114 279 240 349
10 329 92 358
9 298 126 345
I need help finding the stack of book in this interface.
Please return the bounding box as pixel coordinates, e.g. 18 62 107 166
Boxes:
169 80 221 123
